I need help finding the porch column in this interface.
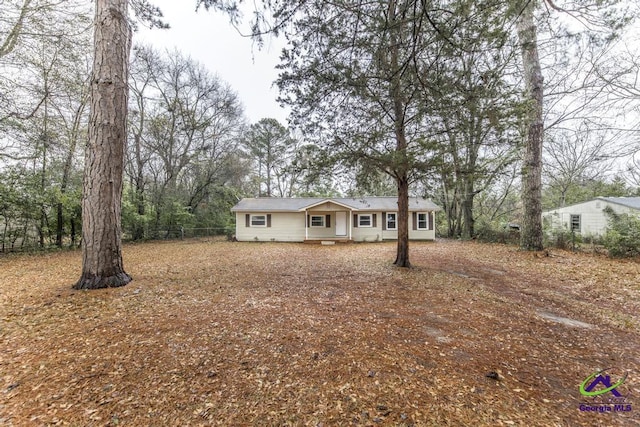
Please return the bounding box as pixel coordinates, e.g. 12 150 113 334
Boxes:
305 209 308 240
349 210 352 240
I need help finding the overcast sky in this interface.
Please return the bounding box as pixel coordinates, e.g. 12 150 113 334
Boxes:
135 1 287 125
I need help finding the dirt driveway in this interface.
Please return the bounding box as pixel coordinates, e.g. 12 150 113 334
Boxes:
1 239 638 426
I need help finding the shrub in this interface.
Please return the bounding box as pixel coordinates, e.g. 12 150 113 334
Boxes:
603 207 640 258
544 229 581 251
475 221 520 245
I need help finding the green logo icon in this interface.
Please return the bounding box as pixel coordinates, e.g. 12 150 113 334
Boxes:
580 368 627 397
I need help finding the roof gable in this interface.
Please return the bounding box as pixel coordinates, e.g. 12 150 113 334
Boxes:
301 199 358 211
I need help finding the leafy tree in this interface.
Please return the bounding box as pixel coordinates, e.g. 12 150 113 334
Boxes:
200 0 548 263
603 206 640 258
243 118 300 197
289 144 343 197
126 45 246 239
272 0 462 267
0 0 90 125
0 0 33 58
426 0 522 239
543 175 631 209
0 0 91 250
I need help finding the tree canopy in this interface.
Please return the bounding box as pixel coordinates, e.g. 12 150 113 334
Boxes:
0 0 638 260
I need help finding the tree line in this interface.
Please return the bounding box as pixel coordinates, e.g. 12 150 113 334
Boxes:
0 2 327 252
205 0 638 263
1 0 639 272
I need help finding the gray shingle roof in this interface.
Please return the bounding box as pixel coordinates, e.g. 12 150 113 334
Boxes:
231 197 441 212
598 196 640 210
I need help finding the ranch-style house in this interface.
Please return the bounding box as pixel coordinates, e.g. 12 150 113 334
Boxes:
231 197 441 242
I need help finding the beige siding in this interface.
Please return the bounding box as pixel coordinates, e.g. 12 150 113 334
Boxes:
352 212 382 242
235 210 437 242
306 212 337 239
409 211 436 240
409 228 436 240
235 212 306 242
382 229 398 240
353 211 436 241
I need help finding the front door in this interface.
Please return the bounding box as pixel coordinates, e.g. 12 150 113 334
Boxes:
335 211 347 236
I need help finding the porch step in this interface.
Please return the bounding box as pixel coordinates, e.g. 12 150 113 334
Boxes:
304 239 353 244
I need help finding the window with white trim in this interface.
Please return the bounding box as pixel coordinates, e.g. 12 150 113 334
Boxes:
358 214 372 227
417 213 428 230
570 214 581 232
386 213 397 230
310 215 325 227
251 214 267 227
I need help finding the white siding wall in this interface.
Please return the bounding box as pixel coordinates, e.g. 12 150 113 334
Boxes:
544 200 637 236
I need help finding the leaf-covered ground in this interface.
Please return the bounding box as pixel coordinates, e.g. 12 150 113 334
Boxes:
1 239 639 426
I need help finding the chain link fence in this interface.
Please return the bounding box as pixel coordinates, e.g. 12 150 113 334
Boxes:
1 227 235 253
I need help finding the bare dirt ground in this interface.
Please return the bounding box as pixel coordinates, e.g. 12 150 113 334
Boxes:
1 239 639 426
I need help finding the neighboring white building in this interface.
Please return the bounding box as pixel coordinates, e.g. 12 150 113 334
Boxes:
231 197 441 242
543 196 640 236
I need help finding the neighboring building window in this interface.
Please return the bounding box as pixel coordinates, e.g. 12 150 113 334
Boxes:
417 213 428 230
251 215 267 227
310 215 325 227
386 213 397 230
359 214 372 227
570 214 581 232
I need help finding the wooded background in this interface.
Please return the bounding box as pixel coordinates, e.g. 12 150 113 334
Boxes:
1 0 639 252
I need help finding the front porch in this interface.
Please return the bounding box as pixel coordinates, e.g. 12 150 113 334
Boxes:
302 200 355 242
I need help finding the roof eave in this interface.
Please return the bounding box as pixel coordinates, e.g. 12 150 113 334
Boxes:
231 208 298 213
597 197 640 211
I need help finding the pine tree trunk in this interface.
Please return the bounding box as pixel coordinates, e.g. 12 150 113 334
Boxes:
388 0 410 268
517 0 544 251
394 175 411 267
74 0 132 289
